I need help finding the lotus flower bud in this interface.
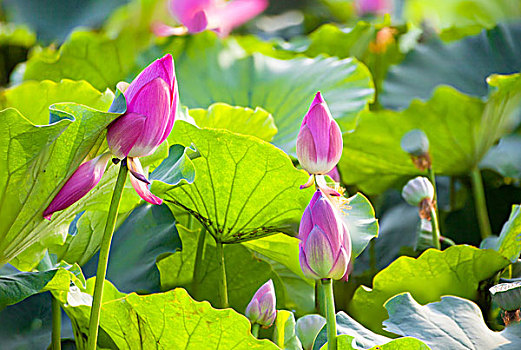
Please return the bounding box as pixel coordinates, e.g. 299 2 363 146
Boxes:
297 92 343 175
167 0 268 37
296 314 326 350
43 153 112 220
402 177 434 207
245 280 277 327
299 190 351 280
107 54 178 159
401 129 429 157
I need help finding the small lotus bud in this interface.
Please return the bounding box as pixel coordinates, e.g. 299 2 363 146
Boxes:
296 314 326 350
296 92 343 175
245 280 277 327
401 177 434 207
401 129 429 156
490 282 521 312
299 190 351 280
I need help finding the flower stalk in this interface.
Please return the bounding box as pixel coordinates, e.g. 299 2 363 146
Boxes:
86 160 128 350
251 323 260 338
321 278 337 350
51 296 61 350
191 227 207 298
470 167 492 239
216 241 229 308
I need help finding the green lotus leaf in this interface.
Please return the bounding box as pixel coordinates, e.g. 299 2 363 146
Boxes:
384 293 521 349
349 245 510 334
161 121 313 243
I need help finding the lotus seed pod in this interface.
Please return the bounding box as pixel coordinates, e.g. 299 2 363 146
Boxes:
402 176 434 206
401 129 429 156
490 282 521 311
296 314 326 350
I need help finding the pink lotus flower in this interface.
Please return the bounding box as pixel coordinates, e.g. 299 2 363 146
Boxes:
296 92 343 175
43 54 177 219
356 0 392 16
245 279 277 327
156 0 268 37
43 153 112 220
299 190 351 280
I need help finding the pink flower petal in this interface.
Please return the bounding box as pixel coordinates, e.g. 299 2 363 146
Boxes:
327 166 340 182
298 206 314 242
327 121 343 165
159 79 178 144
208 0 268 36
106 112 147 159
124 54 175 106
296 124 318 172
311 197 343 252
328 246 348 280
43 153 111 219
304 225 336 278
151 22 188 37
127 77 172 157
299 245 320 280
127 158 163 205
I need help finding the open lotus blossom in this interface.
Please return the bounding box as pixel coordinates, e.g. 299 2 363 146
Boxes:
297 92 343 176
154 0 268 38
299 190 351 280
245 279 277 327
355 0 392 16
43 54 177 219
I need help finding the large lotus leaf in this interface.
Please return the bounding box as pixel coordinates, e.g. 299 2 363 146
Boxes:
273 310 303 350
312 312 429 350
160 121 313 243
0 265 83 309
404 0 521 41
322 335 429 350
384 293 521 350
91 203 181 293
355 203 419 273
348 245 510 334
188 103 278 142
157 225 290 313
0 79 114 125
340 73 521 194
57 278 277 349
23 30 141 91
382 23 521 110
167 31 374 153
480 205 521 263
481 134 521 180
0 90 127 269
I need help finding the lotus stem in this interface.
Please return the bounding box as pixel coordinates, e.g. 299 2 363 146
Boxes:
251 323 260 338
470 167 492 239
86 160 128 350
321 278 337 350
429 207 441 250
191 227 207 298
216 241 229 308
51 296 61 350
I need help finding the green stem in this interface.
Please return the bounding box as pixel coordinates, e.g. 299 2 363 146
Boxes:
316 281 326 317
187 213 194 229
216 241 229 308
321 279 337 350
429 208 441 250
251 323 260 338
191 227 207 298
428 166 437 204
470 167 492 239
86 160 128 350
51 296 61 350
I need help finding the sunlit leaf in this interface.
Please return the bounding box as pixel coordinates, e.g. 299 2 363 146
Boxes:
384 293 521 349
349 245 509 334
